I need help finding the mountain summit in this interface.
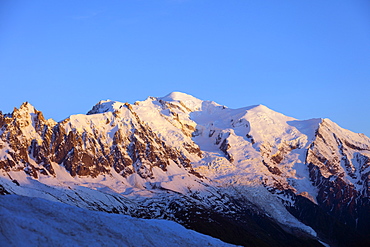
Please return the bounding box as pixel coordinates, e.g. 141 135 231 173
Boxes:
1 92 369 246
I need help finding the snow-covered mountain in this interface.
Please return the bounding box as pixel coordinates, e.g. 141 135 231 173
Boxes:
1 92 369 246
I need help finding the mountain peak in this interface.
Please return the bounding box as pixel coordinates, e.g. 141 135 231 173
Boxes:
18 102 36 113
245 104 270 112
87 100 125 115
161 92 198 101
11 102 37 119
159 92 204 111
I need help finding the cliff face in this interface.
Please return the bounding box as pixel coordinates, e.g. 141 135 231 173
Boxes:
1 92 369 246
304 119 370 241
0 101 199 179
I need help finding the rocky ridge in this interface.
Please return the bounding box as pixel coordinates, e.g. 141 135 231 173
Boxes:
1 92 369 246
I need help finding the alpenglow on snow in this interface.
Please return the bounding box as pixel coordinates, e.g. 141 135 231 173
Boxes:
1 92 369 247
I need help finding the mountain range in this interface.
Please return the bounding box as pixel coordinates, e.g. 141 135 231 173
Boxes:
1 92 369 246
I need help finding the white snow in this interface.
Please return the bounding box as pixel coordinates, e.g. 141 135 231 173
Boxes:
308 118 370 189
0 194 237 247
87 100 125 114
128 93 322 235
159 92 204 112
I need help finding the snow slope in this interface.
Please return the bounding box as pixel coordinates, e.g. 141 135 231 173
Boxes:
0 194 237 247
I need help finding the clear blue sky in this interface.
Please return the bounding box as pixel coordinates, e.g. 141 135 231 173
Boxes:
1 0 369 136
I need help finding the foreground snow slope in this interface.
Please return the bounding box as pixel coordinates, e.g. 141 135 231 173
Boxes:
0 194 237 247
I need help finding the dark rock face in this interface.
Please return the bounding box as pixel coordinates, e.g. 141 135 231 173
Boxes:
175 200 323 247
0 184 10 195
286 194 369 247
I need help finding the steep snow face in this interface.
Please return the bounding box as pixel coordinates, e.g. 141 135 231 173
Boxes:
0 195 237 247
308 119 370 178
307 118 370 186
306 118 370 202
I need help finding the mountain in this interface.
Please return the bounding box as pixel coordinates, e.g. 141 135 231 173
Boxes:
1 92 369 246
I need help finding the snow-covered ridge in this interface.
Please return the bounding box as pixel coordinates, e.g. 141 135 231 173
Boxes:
1 91 369 246
87 92 220 115
87 99 126 115
159 91 205 112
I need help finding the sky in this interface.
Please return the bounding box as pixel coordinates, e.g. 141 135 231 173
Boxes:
0 0 369 136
